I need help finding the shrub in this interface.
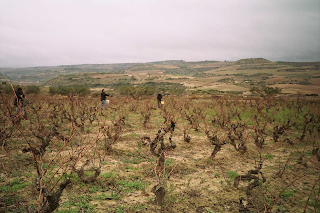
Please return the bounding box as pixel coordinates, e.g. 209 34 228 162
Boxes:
263 86 282 96
0 84 18 94
117 85 156 97
25 85 41 94
305 93 318 96
49 86 90 96
297 81 311 85
250 86 282 96
0 84 40 95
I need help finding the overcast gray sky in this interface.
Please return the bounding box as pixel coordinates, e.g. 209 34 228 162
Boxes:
0 0 319 67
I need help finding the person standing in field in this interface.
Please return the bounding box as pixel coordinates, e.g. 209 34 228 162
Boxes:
157 91 162 109
14 87 26 115
101 89 110 110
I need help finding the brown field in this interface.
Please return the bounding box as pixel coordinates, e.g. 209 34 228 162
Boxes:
0 93 319 212
275 84 320 95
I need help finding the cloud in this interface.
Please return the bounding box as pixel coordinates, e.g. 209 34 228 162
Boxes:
0 0 319 67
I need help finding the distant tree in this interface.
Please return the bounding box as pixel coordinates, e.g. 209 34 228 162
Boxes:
49 86 90 96
250 86 261 95
250 86 282 97
0 84 18 94
25 85 41 94
118 85 156 98
263 86 282 96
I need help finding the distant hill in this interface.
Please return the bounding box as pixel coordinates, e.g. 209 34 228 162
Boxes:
0 63 137 85
235 58 271 65
1 58 320 97
148 60 185 64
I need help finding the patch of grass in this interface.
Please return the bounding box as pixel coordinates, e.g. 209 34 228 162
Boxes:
276 204 287 211
226 171 239 179
0 178 28 192
165 158 173 166
205 207 215 213
164 188 183 207
122 133 140 139
65 173 81 184
116 180 147 193
263 196 272 205
305 149 315 157
214 173 220 178
84 171 95 176
200 178 206 184
57 209 79 213
308 193 320 208
61 195 96 212
114 206 126 213
89 185 103 193
112 204 149 213
150 157 157 162
281 189 295 199
3 195 16 205
123 165 138 171
125 156 143 164
265 154 274 160
182 170 191 175
101 172 119 186
102 172 115 179
94 192 120 200
121 153 144 164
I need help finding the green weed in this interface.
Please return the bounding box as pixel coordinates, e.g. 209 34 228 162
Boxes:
116 180 147 193
205 207 215 213
165 159 173 166
94 192 120 200
265 154 274 159
123 165 138 171
226 171 238 179
281 190 295 199
89 185 103 193
0 178 28 192
62 195 96 212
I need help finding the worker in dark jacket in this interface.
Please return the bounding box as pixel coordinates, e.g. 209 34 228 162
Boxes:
101 89 110 110
157 91 162 109
14 87 26 115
